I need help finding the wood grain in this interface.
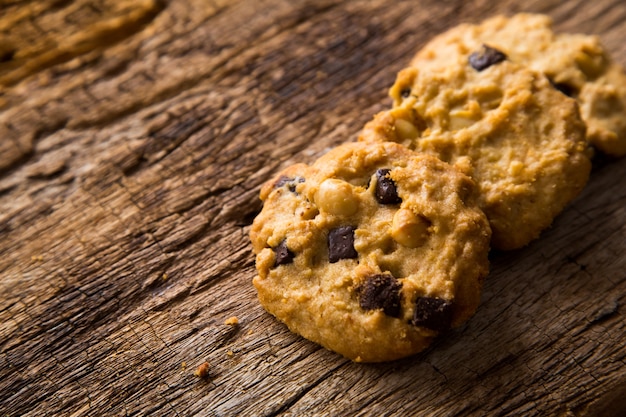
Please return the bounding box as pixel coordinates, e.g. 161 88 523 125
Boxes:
1 0 625 416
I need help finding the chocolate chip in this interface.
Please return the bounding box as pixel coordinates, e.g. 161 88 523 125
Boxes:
469 45 507 71
328 226 358 263
549 79 576 97
357 274 402 317
374 169 402 205
274 175 291 188
411 297 453 331
273 240 294 267
401 88 411 98
274 175 304 192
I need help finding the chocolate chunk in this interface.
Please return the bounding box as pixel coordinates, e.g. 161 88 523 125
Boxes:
274 175 292 188
273 240 294 267
411 297 453 331
274 175 304 192
357 274 402 317
469 45 507 71
401 88 412 98
549 79 576 97
374 169 402 205
328 226 358 263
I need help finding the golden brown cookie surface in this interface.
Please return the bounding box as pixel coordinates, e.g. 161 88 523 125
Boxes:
250 142 491 362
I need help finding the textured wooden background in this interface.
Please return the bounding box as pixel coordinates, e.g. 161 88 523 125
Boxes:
1 0 625 416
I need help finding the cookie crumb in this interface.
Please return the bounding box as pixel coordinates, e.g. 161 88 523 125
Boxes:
162 273 168 281
194 362 210 378
181 361 187 370
226 350 234 357
224 316 239 325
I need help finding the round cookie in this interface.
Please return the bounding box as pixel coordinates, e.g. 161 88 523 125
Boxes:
250 142 491 362
360 53 591 250
410 13 626 156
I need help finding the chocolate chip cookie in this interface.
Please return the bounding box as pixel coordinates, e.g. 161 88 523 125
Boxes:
410 13 626 156
360 53 591 250
250 142 491 362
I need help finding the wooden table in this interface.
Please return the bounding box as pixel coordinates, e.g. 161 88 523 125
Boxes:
1 1 625 415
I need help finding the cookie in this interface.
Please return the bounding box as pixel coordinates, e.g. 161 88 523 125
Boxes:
250 142 491 362
410 13 626 156
360 53 591 250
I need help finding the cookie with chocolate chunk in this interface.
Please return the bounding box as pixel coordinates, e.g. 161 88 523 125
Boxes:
250 142 491 362
410 13 626 156
360 52 591 250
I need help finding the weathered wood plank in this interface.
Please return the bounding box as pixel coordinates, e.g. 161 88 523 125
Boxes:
1 0 625 416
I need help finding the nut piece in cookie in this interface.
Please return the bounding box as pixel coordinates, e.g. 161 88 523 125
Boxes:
361 56 591 250
250 142 491 362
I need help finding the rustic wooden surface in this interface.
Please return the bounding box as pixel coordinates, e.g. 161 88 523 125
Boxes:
1 0 625 416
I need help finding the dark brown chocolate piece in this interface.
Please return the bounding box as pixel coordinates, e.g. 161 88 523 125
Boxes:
273 240 294 267
411 297 453 331
469 45 507 71
549 78 576 97
400 88 412 98
357 274 402 317
328 226 358 263
374 169 402 205
274 175 304 192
